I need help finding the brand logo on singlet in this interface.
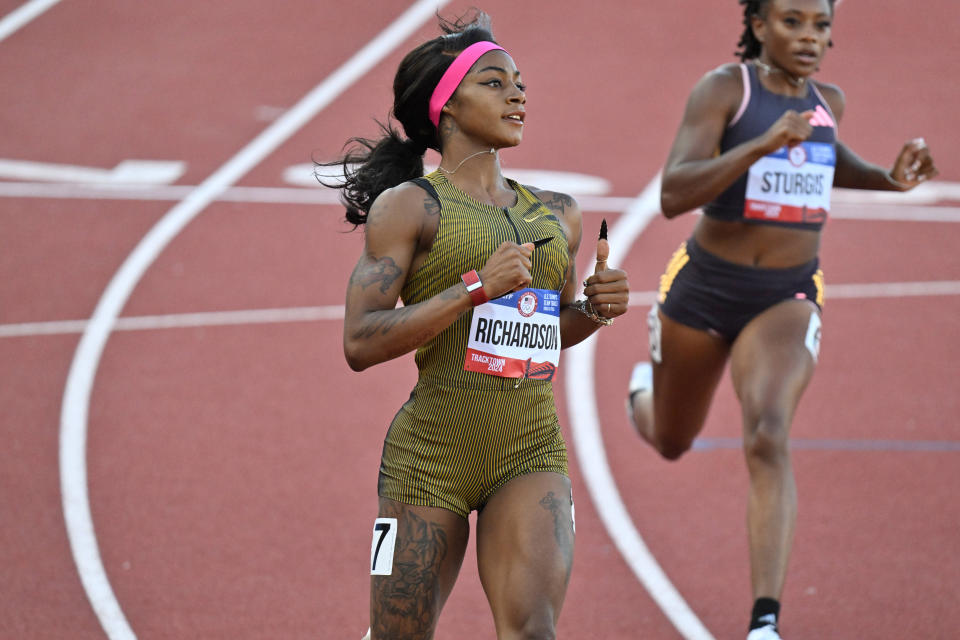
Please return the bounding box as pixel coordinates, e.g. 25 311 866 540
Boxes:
808 104 835 128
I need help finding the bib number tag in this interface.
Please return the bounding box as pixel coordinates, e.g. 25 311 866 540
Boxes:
647 304 662 364
464 287 561 379
370 518 397 576
804 312 822 363
744 141 835 224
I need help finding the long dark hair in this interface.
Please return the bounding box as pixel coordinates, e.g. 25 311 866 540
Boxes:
735 0 835 61
318 11 497 226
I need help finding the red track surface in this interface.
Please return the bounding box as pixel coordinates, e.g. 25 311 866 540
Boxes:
2 1 958 638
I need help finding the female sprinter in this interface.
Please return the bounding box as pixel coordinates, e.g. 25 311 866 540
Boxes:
626 1 938 638
323 12 629 640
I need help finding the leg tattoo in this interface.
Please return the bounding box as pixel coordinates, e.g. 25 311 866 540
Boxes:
372 510 449 638
539 491 574 568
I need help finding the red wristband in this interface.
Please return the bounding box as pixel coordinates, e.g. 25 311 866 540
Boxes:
461 270 488 306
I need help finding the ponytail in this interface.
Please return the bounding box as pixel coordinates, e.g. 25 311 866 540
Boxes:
318 123 427 226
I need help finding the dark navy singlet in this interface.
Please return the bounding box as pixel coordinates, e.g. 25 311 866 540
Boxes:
704 63 838 231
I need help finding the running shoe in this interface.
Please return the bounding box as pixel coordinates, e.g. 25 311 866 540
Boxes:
625 361 653 431
746 623 782 640
628 361 653 397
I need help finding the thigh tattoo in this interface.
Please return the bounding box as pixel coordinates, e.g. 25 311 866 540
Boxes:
539 491 575 568
371 511 449 637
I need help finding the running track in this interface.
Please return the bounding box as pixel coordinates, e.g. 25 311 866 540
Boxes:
1 1 958 638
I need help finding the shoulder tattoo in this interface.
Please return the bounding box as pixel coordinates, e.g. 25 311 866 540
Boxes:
423 193 440 218
538 191 574 217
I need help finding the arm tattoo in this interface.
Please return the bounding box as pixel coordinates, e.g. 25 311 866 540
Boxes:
351 304 416 340
353 255 403 295
372 510 449 637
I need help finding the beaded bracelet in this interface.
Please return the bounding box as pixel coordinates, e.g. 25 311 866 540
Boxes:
570 299 614 326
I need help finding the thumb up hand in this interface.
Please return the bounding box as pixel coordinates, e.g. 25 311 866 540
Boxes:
594 218 608 274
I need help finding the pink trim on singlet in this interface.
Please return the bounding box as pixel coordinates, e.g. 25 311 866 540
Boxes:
809 81 839 135
728 63 751 128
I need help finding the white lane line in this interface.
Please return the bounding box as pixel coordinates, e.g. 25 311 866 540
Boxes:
833 181 960 204
0 159 186 184
5 280 958 339
0 180 638 211
58 3 449 639
1 306 345 337
624 279 960 308
825 280 960 298
831 203 960 223
6 179 960 220
565 174 716 640
0 0 61 42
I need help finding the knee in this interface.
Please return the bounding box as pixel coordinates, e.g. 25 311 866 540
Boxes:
516 619 557 640
656 439 691 461
742 410 791 466
647 431 693 460
501 607 558 640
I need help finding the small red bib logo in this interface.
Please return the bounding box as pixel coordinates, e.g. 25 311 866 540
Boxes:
788 145 807 167
517 291 538 317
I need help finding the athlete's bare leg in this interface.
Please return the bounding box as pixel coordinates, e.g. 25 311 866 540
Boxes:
729 300 819 600
369 498 470 640
476 472 574 640
629 308 730 459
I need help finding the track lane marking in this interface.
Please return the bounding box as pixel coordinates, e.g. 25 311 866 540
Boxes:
565 174 716 640
0 159 185 184
5 179 960 220
57 2 450 638
0 0 61 42
693 438 960 452
5 280 957 338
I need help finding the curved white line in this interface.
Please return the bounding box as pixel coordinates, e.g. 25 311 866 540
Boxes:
565 173 716 639
0 0 61 42
58 2 450 638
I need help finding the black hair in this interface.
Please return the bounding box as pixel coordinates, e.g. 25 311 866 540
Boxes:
735 0 835 61
318 10 497 226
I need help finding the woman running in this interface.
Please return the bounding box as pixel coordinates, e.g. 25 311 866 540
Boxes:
627 1 937 638
324 11 629 639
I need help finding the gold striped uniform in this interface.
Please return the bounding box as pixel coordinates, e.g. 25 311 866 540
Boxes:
378 170 570 518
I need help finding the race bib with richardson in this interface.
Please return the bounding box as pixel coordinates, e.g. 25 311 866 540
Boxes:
744 141 835 224
464 287 560 380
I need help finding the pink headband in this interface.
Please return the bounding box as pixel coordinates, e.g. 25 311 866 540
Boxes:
428 41 507 127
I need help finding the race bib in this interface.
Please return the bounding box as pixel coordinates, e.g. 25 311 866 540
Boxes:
464 287 561 380
744 141 835 224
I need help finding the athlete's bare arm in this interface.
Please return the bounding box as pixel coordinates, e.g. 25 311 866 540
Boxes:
528 187 628 347
344 183 541 371
661 65 816 217
817 82 938 190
